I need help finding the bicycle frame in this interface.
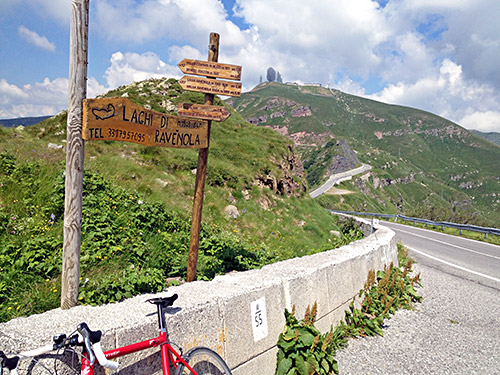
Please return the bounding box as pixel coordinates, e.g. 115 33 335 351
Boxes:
1 296 217 375
80 329 197 375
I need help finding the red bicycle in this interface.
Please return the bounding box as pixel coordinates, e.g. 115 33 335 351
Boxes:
1 294 232 375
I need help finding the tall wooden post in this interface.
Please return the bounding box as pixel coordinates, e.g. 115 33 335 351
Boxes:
186 33 219 282
61 0 89 309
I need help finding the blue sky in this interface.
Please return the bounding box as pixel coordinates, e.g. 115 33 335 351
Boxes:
1 0 500 133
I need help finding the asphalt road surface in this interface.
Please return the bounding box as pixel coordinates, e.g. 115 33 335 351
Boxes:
383 221 500 290
336 221 500 374
309 164 371 198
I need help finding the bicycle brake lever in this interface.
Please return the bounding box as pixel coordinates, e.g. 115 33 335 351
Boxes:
77 323 96 366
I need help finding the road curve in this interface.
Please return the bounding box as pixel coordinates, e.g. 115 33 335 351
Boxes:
309 164 372 198
336 221 500 374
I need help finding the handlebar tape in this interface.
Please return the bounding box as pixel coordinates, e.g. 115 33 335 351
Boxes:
0 351 20 371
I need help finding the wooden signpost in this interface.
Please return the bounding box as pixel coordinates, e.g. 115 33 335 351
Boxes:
63 26 240 304
178 59 242 81
178 33 242 282
83 97 209 149
61 0 88 310
177 103 231 122
178 76 242 97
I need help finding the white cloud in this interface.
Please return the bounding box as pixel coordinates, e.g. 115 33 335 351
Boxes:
0 78 67 118
94 0 246 48
26 0 70 25
368 58 500 130
0 79 29 104
0 76 107 118
18 26 56 52
103 51 180 89
233 0 389 82
3 0 500 134
168 45 205 64
459 111 500 133
334 77 367 97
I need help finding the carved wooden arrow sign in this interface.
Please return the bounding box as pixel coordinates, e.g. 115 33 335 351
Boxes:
178 59 242 81
177 103 231 122
178 76 242 97
83 97 209 149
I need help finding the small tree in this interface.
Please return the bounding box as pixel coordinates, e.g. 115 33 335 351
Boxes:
267 67 276 82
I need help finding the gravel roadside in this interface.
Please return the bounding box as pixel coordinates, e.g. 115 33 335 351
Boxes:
336 263 500 374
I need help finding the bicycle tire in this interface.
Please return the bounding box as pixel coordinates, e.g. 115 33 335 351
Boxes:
175 347 232 375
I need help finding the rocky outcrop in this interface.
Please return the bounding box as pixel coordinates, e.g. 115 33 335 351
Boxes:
324 140 360 176
255 145 307 197
291 106 312 117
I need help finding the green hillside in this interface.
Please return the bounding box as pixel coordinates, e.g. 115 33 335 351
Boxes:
0 78 360 322
228 82 500 227
472 130 500 146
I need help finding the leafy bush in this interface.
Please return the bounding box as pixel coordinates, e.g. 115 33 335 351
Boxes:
0 156 272 321
340 261 422 339
276 262 422 374
276 304 346 375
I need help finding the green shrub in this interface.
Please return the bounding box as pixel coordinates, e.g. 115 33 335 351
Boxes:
276 304 346 375
276 261 422 374
0 160 273 321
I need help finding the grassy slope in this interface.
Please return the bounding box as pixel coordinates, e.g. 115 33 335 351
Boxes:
0 78 359 321
471 130 500 146
230 82 500 227
0 81 348 259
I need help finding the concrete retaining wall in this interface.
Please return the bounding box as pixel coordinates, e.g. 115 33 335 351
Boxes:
0 222 397 375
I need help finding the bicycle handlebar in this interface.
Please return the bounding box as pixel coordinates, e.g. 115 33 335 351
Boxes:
1 323 119 374
92 343 119 370
1 351 20 375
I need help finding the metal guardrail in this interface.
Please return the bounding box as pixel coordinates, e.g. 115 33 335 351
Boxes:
329 210 500 238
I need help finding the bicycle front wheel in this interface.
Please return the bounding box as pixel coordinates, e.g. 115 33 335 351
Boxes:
175 347 232 375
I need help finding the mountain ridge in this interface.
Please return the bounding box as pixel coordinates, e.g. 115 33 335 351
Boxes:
228 82 500 227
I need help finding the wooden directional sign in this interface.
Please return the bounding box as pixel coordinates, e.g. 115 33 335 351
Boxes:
177 103 231 122
83 97 208 149
179 76 242 97
178 59 242 81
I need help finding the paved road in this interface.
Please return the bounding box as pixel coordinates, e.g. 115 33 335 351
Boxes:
336 222 500 374
383 221 500 290
309 164 372 198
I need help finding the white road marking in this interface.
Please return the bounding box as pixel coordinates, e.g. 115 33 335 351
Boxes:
408 246 500 284
392 227 500 261
386 221 500 249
